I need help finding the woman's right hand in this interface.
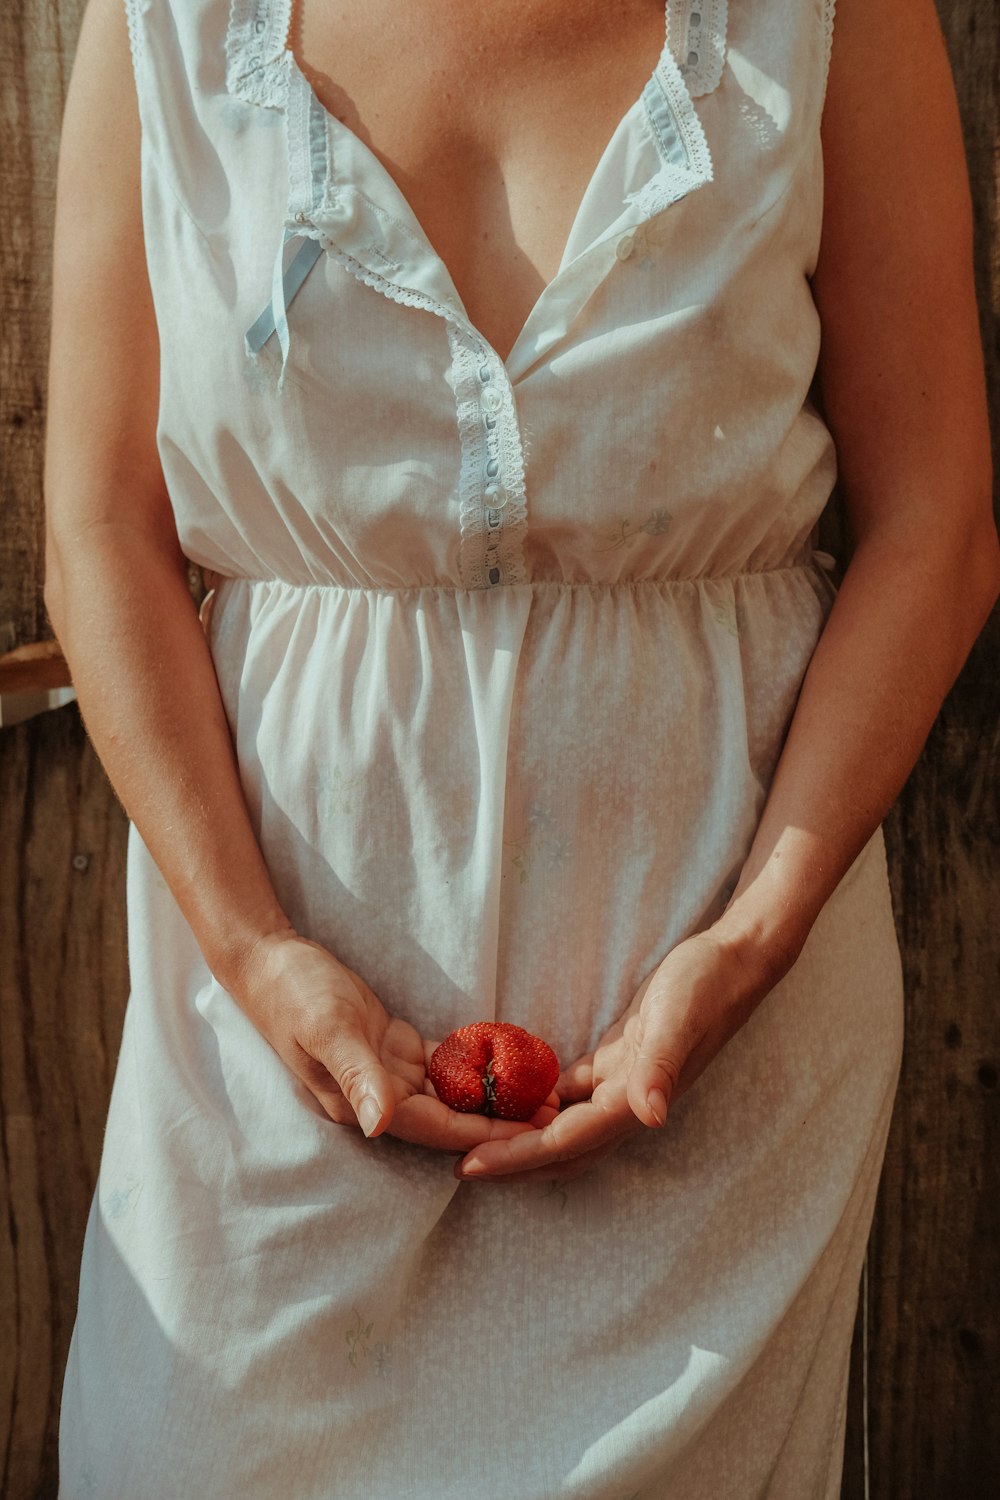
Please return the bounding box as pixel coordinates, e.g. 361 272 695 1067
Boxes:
229 930 556 1151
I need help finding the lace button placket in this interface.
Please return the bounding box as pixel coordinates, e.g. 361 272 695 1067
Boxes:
230 3 529 589
478 363 509 586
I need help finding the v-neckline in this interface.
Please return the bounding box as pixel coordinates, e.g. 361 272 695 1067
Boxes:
280 29 670 361
230 0 714 379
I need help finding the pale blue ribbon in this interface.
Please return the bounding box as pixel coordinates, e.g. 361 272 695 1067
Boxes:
244 229 325 391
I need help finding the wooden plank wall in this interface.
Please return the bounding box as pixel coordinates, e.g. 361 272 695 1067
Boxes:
0 2 996 1496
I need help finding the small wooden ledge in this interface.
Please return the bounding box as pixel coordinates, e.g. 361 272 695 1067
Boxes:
0 639 73 694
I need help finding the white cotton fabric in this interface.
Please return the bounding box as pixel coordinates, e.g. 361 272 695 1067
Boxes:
58 2 904 1496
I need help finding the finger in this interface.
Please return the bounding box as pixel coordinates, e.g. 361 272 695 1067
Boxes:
316 1088 362 1127
526 1099 561 1128
317 1062 429 1130
625 1012 703 1129
457 1141 621 1185
385 1093 541 1152
556 1055 595 1103
381 1017 429 1091
306 1029 398 1138
456 1090 634 1178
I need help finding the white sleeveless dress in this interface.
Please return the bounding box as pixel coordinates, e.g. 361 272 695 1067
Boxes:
58 2 905 1495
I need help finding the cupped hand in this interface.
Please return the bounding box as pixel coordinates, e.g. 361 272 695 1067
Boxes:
229 931 558 1151
454 924 788 1184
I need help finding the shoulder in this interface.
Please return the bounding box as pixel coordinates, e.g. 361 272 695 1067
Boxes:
60 0 142 227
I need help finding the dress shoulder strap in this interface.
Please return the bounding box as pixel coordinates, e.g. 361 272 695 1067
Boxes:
666 0 728 98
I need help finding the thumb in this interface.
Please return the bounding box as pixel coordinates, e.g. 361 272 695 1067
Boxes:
625 1013 692 1129
319 1028 397 1138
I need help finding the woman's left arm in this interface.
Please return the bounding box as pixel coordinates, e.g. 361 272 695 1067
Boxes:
455 0 999 1182
695 0 1000 984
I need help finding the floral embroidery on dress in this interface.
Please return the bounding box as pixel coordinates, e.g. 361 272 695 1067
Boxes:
346 1308 390 1374
76 1461 98 1497
505 798 575 885
541 1180 570 1211
102 1176 143 1220
345 1308 373 1367
711 595 748 638
315 764 367 820
506 835 532 885
594 507 673 553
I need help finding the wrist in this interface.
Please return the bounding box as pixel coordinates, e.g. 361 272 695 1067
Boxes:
708 880 817 990
207 914 299 996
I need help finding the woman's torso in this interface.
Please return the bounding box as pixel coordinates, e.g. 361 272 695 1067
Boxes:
134 0 836 591
141 0 844 993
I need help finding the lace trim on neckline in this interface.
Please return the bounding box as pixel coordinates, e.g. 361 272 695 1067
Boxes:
666 0 728 98
225 0 715 221
225 0 289 110
821 0 837 99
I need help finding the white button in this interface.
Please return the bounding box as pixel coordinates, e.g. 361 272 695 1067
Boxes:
616 234 635 261
481 386 504 416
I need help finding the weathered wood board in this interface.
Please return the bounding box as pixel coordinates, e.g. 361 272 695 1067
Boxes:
0 2 996 1496
0 708 129 1499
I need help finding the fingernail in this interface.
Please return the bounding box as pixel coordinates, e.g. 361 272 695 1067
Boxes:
459 1158 486 1177
647 1088 667 1126
358 1097 382 1137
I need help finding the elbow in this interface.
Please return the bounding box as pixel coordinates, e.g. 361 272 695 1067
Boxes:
967 514 1000 626
962 445 1000 614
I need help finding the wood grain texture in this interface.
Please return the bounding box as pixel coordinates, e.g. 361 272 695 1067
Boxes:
0 0 83 657
0 707 129 1500
0 1 996 1497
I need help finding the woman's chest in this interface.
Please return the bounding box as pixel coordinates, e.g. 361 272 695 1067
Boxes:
288 0 669 361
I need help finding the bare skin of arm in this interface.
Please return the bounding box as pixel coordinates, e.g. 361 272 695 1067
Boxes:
43 0 551 1150
456 0 1000 1182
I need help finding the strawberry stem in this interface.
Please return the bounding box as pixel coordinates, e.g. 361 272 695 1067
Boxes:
482 1058 497 1117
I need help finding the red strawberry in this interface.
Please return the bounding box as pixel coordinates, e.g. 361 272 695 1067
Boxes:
428 1022 560 1122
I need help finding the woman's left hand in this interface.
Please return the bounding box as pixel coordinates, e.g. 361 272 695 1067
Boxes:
453 923 790 1184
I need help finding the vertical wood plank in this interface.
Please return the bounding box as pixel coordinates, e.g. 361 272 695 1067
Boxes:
0 0 86 655
0 707 129 1500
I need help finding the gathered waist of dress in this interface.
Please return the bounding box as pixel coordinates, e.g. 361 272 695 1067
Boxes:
200 553 839 597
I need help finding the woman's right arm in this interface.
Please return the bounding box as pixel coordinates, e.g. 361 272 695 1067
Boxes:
43 0 547 1153
44 0 295 1006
